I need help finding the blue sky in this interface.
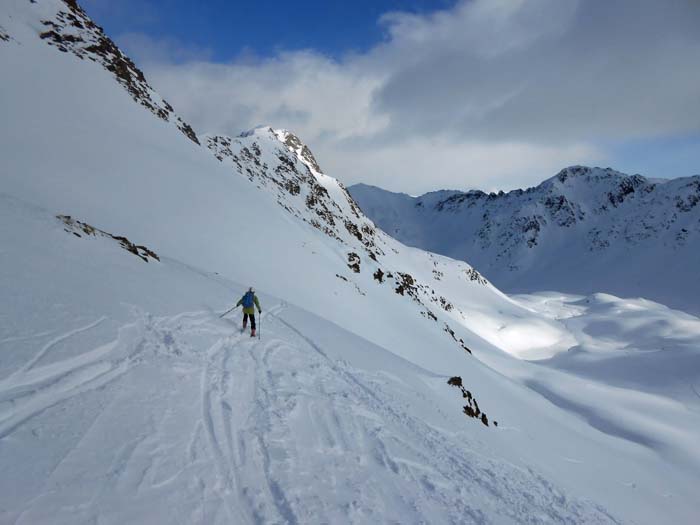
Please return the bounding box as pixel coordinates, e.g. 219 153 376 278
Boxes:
611 134 700 181
83 0 455 61
82 0 700 193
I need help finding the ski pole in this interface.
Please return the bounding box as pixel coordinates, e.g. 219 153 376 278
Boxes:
258 311 262 339
219 304 239 318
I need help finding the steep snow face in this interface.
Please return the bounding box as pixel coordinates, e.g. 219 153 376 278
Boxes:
3 2 700 524
6 0 199 143
350 166 700 314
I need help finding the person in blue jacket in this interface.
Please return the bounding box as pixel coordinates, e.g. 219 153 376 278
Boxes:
236 287 262 337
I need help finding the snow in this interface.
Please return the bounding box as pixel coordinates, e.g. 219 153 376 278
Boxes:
5 190 698 523
0 195 622 524
515 292 700 399
1 1 700 523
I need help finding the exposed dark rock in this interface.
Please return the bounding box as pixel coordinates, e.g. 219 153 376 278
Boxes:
394 272 418 299
607 177 641 207
439 296 453 312
344 220 362 241
57 215 159 263
422 310 437 321
543 195 583 227
279 131 323 174
464 268 487 285
444 323 472 354
675 182 700 212
347 252 361 273
556 165 591 183
447 376 494 428
284 180 301 195
447 376 462 387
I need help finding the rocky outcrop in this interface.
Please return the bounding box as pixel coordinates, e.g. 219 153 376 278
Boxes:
447 376 495 427
57 215 160 263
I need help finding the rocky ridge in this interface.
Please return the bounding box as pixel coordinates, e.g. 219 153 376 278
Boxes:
350 166 700 312
32 0 198 143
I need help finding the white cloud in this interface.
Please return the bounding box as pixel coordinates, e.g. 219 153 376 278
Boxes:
144 51 388 141
118 32 213 64
125 0 700 194
315 138 603 194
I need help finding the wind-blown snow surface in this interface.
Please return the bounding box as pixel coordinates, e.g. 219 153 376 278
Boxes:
2 1 700 523
349 167 700 315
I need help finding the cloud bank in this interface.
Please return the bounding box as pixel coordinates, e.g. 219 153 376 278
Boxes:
120 0 700 194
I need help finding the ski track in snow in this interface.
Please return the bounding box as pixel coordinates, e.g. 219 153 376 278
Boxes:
18 316 109 373
0 304 619 524
0 329 56 347
0 318 143 440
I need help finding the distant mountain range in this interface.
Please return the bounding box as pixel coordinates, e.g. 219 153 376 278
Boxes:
350 166 700 314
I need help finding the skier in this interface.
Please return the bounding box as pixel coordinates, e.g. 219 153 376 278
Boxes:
236 287 262 337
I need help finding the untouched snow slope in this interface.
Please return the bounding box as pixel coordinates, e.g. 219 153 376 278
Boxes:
2 1 700 523
349 167 700 315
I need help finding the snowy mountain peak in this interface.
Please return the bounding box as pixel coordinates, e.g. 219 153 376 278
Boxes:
203 127 378 255
273 128 325 177
238 125 275 138
236 126 325 179
543 165 648 199
552 165 615 184
202 129 383 262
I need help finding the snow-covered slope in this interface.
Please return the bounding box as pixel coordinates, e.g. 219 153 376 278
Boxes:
1 194 628 524
2 1 700 523
350 167 700 314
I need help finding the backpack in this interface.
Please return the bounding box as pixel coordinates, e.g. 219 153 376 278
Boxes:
242 291 254 308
